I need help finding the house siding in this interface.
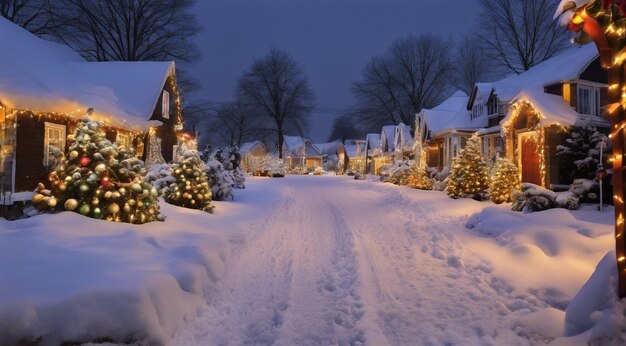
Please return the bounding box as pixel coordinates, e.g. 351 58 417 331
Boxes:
14 114 74 192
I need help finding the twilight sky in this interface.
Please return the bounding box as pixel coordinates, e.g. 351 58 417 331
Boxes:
187 0 480 142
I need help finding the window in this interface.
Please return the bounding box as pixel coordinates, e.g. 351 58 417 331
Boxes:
116 133 131 148
162 90 170 119
44 122 66 166
577 85 600 116
472 104 483 119
498 104 507 116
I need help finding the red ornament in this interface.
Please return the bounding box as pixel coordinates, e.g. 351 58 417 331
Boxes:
100 174 112 188
80 155 91 167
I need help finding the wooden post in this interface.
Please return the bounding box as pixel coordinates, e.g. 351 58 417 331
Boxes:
609 63 626 298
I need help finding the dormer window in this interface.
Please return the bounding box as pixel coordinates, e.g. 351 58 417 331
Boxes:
162 90 170 119
577 84 600 116
472 103 483 119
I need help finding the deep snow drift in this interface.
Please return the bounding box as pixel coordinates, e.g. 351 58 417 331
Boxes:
0 175 618 345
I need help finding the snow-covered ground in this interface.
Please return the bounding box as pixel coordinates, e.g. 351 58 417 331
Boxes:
0 175 616 345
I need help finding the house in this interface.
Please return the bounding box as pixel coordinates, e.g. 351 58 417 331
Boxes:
282 135 324 169
418 91 485 168
314 140 346 173
421 43 609 188
364 133 385 174
470 43 609 188
239 140 268 174
393 123 415 160
0 17 183 206
345 140 367 173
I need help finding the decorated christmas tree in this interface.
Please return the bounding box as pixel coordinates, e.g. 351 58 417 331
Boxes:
407 164 433 190
32 115 163 223
164 147 214 213
144 131 166 168
489 157 520 204
446 134 489 199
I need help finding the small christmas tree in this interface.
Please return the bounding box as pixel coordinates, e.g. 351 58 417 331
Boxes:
407 164 433 190
446 134 489 199
490 157 520 204
165 147 214 213
205 154 235 200
229 146 246 189
33 115 163 223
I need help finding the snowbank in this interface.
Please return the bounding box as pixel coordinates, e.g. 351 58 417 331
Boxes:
0 178 280 345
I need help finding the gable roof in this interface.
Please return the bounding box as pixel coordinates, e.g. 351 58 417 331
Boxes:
380 125 396 151
0 16 173 130
314 140 344 156
421 90 486 137
365 133 381 150
240 141 267 156
467 44 599 109
283 135 323 157
394 123 414 151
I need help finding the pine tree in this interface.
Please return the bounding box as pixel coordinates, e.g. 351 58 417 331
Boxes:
446 134 489 199
229 146 246 189
33 116 163 223
407 164 433 190
165 148 214 213
556 120 609 182
490 157 520 204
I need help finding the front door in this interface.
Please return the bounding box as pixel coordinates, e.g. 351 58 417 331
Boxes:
519 134 541 185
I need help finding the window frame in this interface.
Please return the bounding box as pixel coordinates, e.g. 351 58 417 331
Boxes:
44 122 66 167
116 133 131 148
577 84 600 116
162 90 170 119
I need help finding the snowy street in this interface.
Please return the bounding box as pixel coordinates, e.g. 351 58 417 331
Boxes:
172 176 613 345
0 175 614 345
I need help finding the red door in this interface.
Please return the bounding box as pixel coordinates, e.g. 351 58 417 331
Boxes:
521 137 541 185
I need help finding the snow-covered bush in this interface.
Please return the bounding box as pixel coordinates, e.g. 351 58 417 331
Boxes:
489 158 520 204
205 159 234 200
288 166 309 175
144 163 174 192
345 169 355 176
556 120 609 182
446 135 489 200
313 166 324 175
570 178 599 203
511 183 580 212
354 172 366 180
381 160 412 184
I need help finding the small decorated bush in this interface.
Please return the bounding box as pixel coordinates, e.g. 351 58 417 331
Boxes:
165 149 214 213
490 157 520 204
446 134 489 200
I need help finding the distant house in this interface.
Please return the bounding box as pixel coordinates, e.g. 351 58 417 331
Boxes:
315 140 346 173
282 135 324 169
345 139 367 173
240 140 268 174
419 91 485 168
421 43 609 188
0 17 183 206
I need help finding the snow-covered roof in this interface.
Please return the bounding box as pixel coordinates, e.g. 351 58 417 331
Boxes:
314 140 344 156
0 17 173 130
491 44 599 102
283 135 322 157
503 89 580 128
240 141 267 156
380 125 396 151
394 123 414 152
344 144 357 158
365 133 380 150
421 90 486 137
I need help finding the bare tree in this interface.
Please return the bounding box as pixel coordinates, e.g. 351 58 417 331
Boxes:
209 101 264 147
453 36 496 94
477 0 569 74
352 34 454 133
48 0 200 62
327 113 363 142
0 0 56 35
237 48 315 158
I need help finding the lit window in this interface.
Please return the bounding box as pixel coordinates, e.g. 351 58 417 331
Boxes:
162 90 170 119
116 133 131 148
44 122 66 166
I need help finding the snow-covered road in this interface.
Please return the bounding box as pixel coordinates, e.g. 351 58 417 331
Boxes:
172 175 612 345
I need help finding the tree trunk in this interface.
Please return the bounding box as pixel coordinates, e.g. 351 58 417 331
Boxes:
277 127 284 159
608 64 626 298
